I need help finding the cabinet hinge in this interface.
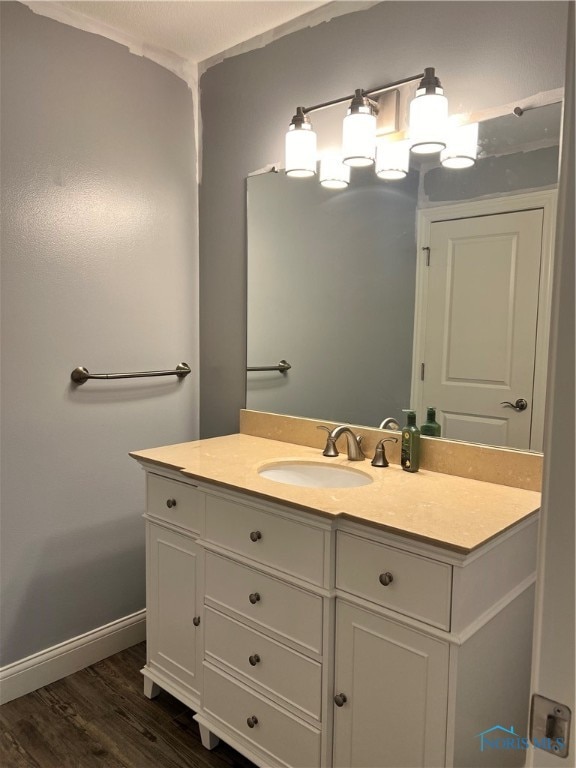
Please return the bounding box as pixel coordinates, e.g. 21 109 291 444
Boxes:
423 246 431 266
420 363 425 381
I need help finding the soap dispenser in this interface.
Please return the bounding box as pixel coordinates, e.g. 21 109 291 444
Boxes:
420 407 441 437
401 410 420 473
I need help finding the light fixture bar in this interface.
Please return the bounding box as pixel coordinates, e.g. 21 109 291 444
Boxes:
300 72 424 116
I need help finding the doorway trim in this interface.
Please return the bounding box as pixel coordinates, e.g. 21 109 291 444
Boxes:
411 189 558 452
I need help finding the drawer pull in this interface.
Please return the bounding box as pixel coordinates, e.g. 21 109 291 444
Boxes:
249 592 261 605
246 715 259 728
334 693 348 707
249 530 262 542
248 654 261 666
166 498 177 509
379 571 394 586
192 616 201 627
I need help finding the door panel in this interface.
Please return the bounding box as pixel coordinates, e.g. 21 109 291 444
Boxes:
421 209 544 449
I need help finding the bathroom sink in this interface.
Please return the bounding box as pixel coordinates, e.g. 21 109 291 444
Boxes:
258 461 373 488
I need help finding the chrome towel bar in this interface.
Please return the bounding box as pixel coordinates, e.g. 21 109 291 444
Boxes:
71 362 191 385
247 360 291 373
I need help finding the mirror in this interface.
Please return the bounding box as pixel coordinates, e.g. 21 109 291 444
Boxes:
247 103 561 451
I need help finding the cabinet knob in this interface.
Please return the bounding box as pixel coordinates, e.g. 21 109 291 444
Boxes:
379 571 394 586
334 693 348 707
246 715 259 728
249 530 262 542
249 592 261 604
166 498 177 509
248 654 261 667
192 616 201 627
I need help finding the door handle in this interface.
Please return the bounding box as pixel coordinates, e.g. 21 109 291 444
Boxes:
501 398 528 412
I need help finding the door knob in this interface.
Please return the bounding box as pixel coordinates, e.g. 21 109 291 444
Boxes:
334 693 348 707
500 398 528 412
249 592 261 604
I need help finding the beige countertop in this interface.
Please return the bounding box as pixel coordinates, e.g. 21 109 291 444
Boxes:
130 434 540 554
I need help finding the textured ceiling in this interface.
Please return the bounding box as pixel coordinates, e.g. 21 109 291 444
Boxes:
54 1 330 64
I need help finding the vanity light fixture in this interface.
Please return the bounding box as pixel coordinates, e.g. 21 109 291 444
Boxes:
375 137 411 180
285 107 317 177
342 89 378 167
284 67 477 186
319 153 351 189
408 67 449 154
440 120 479 169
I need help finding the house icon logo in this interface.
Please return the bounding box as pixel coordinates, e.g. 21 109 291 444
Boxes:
476 725 521 752
476 724 564 753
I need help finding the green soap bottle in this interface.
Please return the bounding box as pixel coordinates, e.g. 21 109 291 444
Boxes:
401 410 420 473
420 407 442 437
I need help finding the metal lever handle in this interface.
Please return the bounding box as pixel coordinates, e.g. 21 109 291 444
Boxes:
501 398 528 412
317 426 339 457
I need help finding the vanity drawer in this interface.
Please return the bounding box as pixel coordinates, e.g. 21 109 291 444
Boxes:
205 552 323 654
203 664 321 768
336 532 452 630
205 495 325 585
204 607 322 721
146 474 203 533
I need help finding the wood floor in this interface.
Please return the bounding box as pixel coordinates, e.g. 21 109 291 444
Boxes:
0 643 257 768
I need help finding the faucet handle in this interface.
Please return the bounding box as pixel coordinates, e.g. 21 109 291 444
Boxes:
317 425 339 457
371 437 398 468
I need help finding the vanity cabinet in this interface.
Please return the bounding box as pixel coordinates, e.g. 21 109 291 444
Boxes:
196 491 330 768
136 461 538 768
333 602 449 768
142 473 204 708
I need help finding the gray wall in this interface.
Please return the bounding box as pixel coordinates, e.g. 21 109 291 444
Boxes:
199 0 569 438
0 3 198 665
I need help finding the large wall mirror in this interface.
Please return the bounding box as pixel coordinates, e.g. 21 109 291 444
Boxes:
247 102 561 452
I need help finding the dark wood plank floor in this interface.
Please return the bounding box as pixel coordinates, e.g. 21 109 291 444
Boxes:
0 643 257 768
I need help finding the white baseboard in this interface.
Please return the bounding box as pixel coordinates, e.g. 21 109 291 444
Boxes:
0 609 146 705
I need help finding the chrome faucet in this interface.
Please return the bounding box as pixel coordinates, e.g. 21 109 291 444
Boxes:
317 425 365 461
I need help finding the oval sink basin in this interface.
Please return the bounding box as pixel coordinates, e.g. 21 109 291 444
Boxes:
258 461 373 488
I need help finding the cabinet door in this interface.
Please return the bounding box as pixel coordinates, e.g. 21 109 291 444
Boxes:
147 522 202 697
333 601 449 768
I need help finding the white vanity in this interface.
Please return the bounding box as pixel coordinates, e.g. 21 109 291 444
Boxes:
131 427 540 768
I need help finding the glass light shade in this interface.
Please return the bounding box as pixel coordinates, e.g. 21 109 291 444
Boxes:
409 88 448 154
342 110 377 167
285 123 317 177
440 122 479 169
375 138 410 180
319 154 350 189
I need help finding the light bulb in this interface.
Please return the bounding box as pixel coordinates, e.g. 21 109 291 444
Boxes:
342 89 377 167
285 107 317 177
319 154 350 189
440 121 479 169
409 68 448 155
376 138 410 180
